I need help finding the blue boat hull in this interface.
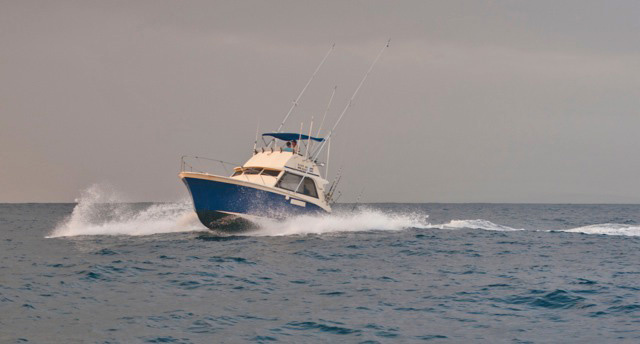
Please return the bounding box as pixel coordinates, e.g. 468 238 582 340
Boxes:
182 176 326 231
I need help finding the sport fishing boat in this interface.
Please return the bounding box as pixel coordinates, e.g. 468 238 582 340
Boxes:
180 133 333 230
180 41 389 231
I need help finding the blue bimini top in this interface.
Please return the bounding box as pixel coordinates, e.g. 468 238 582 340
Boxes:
262 133 325 142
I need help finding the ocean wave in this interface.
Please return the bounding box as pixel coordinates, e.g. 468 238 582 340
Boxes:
559 223 640 237
428 219 523 232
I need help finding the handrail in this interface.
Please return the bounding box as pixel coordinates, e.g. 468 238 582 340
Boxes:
180 155 242 176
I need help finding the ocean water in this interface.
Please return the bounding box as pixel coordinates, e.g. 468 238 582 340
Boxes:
2 199 640 343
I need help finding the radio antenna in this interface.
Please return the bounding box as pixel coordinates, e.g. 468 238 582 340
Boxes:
312 39 390 161
275 43 335 134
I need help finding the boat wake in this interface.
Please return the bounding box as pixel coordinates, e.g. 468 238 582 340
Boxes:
45 187 524 238
49 201 432 238
245 214 525 236
47 186 640 238
245 209 431 236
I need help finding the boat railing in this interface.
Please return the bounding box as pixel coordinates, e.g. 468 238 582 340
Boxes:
180 155 240 177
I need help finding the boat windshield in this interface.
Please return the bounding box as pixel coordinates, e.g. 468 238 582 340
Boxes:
262 169 281 177
232 168 281 177
243 168 262 175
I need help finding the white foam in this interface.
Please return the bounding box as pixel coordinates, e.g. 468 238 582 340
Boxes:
560 223 640 237
245 210 525 236
47 184 205 238
246 208 431 236
429 219 524 232
46 185 529 238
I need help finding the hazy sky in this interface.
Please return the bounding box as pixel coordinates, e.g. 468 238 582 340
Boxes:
1 1 639 203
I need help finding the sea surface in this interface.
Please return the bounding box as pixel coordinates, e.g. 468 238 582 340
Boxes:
2 199 640 343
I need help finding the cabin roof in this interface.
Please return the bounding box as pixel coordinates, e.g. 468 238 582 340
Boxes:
262 132 325 142
243 151 322 179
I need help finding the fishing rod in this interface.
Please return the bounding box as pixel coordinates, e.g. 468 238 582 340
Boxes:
332 191 343 204
352 187 365 211
325 166 343 203
312 39 390 161
274 43 335 135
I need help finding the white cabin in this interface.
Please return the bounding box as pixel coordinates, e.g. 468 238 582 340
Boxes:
229 149 330 211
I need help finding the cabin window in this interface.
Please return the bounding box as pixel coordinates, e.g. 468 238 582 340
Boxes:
243 168 263 175
232 171 243 177
262 169 281 177
302 177 318 198
276 172 303 193
276 172 318 198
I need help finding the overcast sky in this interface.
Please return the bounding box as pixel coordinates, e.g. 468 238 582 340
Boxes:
1 1 639 203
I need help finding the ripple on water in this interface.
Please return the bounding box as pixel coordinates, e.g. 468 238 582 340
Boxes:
95 248 119 255
495 289 594 310
207 256 255 264
417 334 448 340
6 203 640 343
282 321 361 335
606 304 640 314
143 336 191 343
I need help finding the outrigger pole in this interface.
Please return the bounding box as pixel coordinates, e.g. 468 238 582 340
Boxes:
312 39 390 161
305 116 314 159
274 43 335 134
310 85 337 153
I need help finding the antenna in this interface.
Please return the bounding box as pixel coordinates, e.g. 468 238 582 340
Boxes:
274 43 335 134
312 39 390 161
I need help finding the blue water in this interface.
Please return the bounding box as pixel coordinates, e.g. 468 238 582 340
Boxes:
2 202 640 343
